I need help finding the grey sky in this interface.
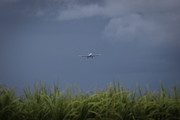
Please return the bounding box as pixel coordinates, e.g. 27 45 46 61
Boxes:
0 0 180 94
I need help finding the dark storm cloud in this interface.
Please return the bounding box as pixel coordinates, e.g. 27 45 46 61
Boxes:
1 0 180 65
32 0 104 17
0 0 104 17
45 0 180 46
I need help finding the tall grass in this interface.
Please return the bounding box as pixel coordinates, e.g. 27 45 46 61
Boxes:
0 80 179 120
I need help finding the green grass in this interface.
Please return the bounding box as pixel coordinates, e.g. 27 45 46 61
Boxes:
0 80 180 120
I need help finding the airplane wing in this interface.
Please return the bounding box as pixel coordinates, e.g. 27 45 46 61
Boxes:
78 55 88 57
91 54 101 56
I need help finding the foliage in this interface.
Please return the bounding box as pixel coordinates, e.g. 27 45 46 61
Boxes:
0 80 179 120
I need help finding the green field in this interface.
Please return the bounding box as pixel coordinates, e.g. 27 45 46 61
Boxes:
0 80 180 120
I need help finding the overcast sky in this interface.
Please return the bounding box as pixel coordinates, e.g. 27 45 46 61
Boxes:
0 0 180 94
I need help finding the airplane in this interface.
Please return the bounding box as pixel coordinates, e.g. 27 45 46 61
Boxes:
78 53 101 58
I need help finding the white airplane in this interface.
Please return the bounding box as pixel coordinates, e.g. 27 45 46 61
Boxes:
78 53 101 58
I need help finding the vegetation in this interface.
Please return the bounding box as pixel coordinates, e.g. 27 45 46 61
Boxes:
0 80 180 120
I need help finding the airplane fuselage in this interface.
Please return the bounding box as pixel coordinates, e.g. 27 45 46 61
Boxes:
87 53 94 58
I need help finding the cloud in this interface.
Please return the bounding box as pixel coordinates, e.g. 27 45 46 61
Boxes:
57 4 104 20
4 0 179 44
56 0 127 20
102 14 168 44
56 0 180 19
54 0 180 44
